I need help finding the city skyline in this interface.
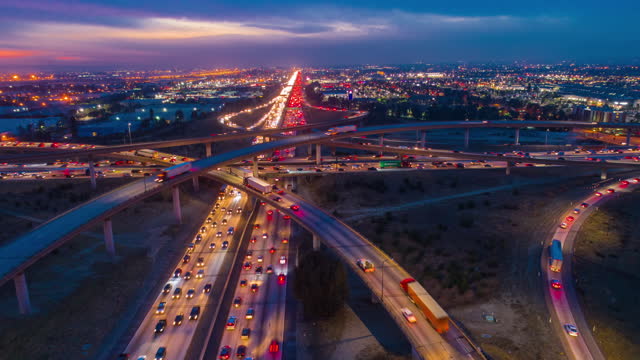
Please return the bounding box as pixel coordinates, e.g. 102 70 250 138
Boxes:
1 0 639 70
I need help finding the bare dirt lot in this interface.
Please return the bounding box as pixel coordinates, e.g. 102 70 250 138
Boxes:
574 191 640 360
0 180 217 360
296 167 611 360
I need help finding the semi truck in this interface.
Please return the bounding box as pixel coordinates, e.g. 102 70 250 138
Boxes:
135 149 159 158
400 278 450 333
155 162 191 182
244 177 272 194
229 166 253 179
325 125 357 136
549 239 563 272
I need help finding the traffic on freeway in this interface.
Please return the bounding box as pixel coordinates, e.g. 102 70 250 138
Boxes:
544 177 640 360
123 185 248 360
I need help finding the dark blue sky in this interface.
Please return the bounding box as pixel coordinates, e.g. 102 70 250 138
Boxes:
0 0 638 70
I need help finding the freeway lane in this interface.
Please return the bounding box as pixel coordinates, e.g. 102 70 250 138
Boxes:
543 179 639 360
124 190 247 360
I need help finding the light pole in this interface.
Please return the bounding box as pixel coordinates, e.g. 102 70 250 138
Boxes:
381 257 392 303
127 122 132 144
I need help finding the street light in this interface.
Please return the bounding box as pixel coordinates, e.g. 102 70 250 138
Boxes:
127 122 132 144
381 257 393 303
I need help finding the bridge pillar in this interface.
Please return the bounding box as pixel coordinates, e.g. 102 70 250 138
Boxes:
307 144 313 157
626 129 632 146
172 186 182 224
192 176 200 192
419 131 426 148
515 128 521 146
315 144 322 165
88 158 97 190
253 156 259 176
103 218 115 257
464 128 470 149
14 272 32 315
205 142 212 157
601 168 607 180
506 162 513 176
312 234 320 250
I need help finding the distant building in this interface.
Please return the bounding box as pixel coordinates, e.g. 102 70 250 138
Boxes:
573 105 626 122
321 90 349 100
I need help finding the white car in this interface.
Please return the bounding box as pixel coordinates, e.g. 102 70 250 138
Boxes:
401 307 417 323
257 255 264 263
564 324 579 337
279 255 287 265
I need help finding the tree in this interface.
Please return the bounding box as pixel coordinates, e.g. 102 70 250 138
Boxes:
293 251 348 319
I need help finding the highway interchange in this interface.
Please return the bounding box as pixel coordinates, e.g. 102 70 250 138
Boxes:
0 71 635 360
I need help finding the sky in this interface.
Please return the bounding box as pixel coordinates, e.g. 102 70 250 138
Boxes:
0 0 639 71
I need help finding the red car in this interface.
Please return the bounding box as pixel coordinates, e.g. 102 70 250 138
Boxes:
281 238 289 244
565 216 575 222
269 340 280 353
621 180 630 186
580 202 589 208
606 188 615 194
269 247 276 254
290 205 300 211
278 273 286 284
267 210 273 216
594 192 603 197
283 215 291 220
551 280 562 289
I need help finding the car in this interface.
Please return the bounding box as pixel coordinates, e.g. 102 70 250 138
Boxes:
173 314 184 325
215 203 220 209
154 319 167 333
250 237 257 243
226 316 237 330
257 255 264 263
245 308 255 319
250 283 259 293
269 340 279 353
156 302 166 314
607 188 615 194
633 178 640 183
172 288 182 299
219 346 232 360
236 345 247 358
564 324 579 337
246 251 253 260
227 209 233 215
573 208 581 214
216 231 223 237
551 279 562 289
290 205 300 211
186 289 195 299
221 207 226 212
267 210 274 216
203 283 212 293
401 307 417 323
221 219 228 225
565 216 575 222
222 241 229 249
209 242 216 250
206 217 213 223
189 306 201 320
273 196 282 202
236 208 242 214
241 327 251 339
240 279 248 287
184 271 192 280
243 261 252 270
278 273 286 284
260 201 266 206
594 191 603 197
174 268 182 278
196 269 205 279
254 223 261 229
262 232 268 239
211 221 218 228
280 255 287 264
227 227 234 235
183 254 191 263
269 247 276 254
255 266 263 275
356 259 375 273
155 347 166 360
559 222 568 229
283 215 291 220
195 234 203 242
163 283 172 294
580 202 589 208
266 265 274 274
200 226 207 233
233 297 242 308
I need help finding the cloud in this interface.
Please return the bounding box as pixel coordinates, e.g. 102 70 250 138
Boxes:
0 49 43 58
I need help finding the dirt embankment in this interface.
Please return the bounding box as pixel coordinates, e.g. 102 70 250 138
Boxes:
297 167 604 360
574 192 640 360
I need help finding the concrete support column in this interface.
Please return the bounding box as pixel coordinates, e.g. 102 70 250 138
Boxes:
14 273 31 315
315 144 322 165
506 162 513 176
378 135 384 155
601 168 607 180
515 128 521 146
205 142 212 157
103 218 115 257
307 144 313 157
464 128 470 149
172 186 182 224
88 157 96 190
312 234 320 250
419 131 426 148
626 129 632 146
253 156 259 176
192 176 200 192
